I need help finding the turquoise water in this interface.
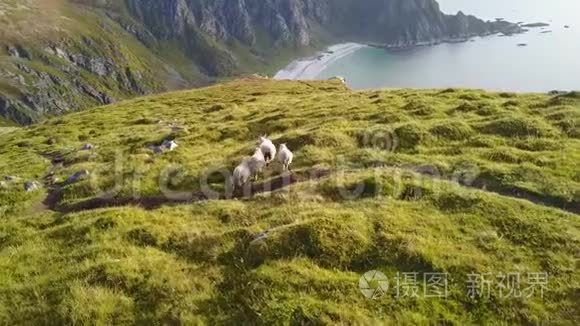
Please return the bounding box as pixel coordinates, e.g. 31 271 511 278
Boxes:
317 0 580 92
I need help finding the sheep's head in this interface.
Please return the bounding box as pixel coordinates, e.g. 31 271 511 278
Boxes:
279 143 288 150
258 135 271 145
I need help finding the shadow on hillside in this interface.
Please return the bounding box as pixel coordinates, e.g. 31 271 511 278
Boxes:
471 176 580 214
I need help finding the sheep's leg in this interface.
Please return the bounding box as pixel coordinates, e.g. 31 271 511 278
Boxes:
232 180 239 197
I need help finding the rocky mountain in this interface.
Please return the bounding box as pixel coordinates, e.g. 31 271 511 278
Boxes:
0 0 522 124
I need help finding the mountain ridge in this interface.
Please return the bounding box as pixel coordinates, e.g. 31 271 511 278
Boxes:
0 0 523 125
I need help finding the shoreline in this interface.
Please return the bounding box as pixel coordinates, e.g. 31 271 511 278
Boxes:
273 43 367 80
273 28 531 81
273 36 500 80
273 20 556 84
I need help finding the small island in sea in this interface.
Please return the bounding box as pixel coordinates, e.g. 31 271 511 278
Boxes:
521 22 550 28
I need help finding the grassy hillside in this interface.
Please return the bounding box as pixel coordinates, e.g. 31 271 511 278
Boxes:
0 79 579 324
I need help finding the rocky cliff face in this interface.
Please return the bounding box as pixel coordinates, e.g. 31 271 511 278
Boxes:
124 0 522 48
0 0 522 125
80 0 324 47
0 33 165 125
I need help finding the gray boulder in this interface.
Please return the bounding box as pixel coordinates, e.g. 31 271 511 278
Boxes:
151 146 164 154
548 90 567 96
161 140 178 151
24 181 41 192
66 170 90 184
7 45 30 59
82 143 95 150
250 231 269 245
251 73 269 79
149 140 178 154
4 176 18 182
328 76 347 84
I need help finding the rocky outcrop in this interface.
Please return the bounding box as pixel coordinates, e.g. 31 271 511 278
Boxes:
126 0 196 39
0 32 161 124
319 0 523 48
128 0 326 47
0 97 36 125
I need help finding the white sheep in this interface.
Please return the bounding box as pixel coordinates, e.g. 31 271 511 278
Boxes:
277 144 293 171
248 147 266 180
232 147 266 191
232 160 252 189
258 136 276 165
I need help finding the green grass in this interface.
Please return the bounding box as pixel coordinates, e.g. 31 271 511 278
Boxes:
0 79 579 324
0 115 18 128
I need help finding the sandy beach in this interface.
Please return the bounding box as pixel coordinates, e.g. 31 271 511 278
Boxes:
274 43 367 80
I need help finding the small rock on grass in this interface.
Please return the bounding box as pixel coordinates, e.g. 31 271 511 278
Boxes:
82 143 95 150
66 170 90 184
250 231 269 245
150 140 179 154
24 181 41 192
149 145 164 154
328 76 347 84
162 140 179 151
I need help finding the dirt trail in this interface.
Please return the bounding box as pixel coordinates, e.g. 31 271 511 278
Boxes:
36 152 65 212
471 179 579 215
58 169 331 213
394 164 579 215
39 161 577 215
